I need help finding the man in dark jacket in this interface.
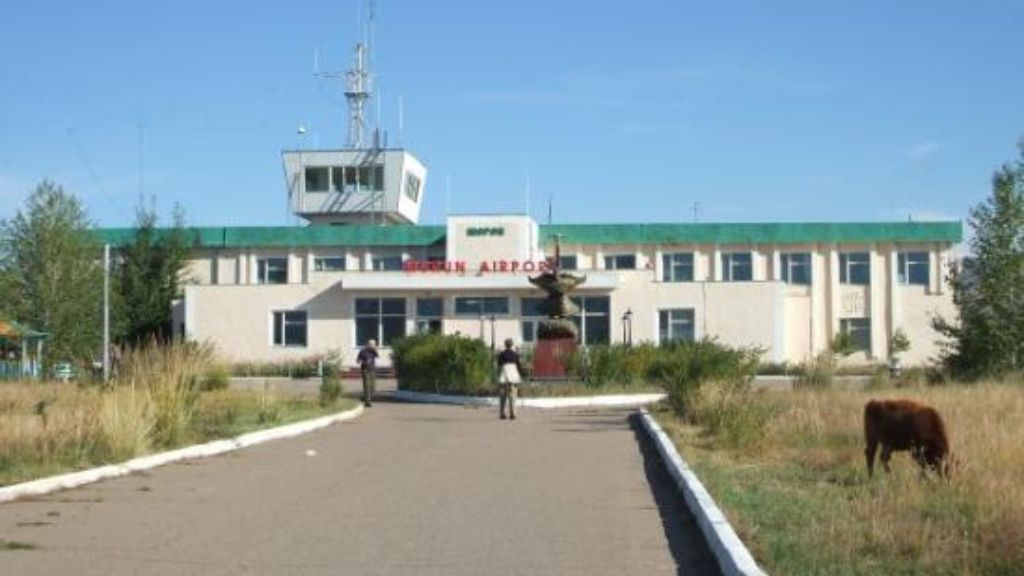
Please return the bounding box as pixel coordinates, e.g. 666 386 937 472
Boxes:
357 339 379 407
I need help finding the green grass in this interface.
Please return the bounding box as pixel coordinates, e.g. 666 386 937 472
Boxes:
0 540 38 551
652 383 1024 576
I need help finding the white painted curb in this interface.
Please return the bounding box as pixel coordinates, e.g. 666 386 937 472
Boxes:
637 408 767 576
391 389 666 409
0 404 364 504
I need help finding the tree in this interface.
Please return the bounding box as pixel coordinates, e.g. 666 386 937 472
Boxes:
933 142 1024 378
0 181 103 366
114 204 191 345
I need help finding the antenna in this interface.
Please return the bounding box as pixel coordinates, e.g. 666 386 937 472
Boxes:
547 192 554 225
692 201 700 223
313 2 376 148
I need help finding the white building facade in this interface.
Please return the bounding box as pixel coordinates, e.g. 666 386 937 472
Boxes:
100 215 960 368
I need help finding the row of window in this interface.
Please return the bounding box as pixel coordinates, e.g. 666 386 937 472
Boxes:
273 302 874 354
304 165 385 194
254 252 932 286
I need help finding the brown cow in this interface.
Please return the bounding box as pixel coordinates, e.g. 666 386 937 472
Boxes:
864 399 951 478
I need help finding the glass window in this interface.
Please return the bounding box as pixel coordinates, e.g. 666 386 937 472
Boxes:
662 253 694 282
722 252 753 281
520 297 546 317
330 167 345 192
404 173 421 201
373 165 385 192
604 254 636 270
272 311 307 347
781 253 811 285
558 255 578 270
659 309 695 343
898 252 930 286
257 257 288 284
372 255 404 271
455 297 510 316
314 256 346 272
571 296 611 345
304 167 329 192
840 318 871 354
355 298 406 346
840 252 870 285
415 298 443 334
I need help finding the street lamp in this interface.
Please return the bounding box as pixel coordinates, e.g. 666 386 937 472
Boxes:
489 314 497 384
622 308 633 346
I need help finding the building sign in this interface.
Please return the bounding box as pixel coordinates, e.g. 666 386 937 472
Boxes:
465 227 505 237
403 259 551 274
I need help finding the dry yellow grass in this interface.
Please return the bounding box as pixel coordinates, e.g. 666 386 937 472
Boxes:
656 382 1024 576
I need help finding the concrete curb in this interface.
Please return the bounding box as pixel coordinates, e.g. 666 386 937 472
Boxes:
391 389 666 409
637 408 767 576
0 404 365 505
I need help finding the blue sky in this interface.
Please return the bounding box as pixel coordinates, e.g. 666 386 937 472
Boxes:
1 1 1021 228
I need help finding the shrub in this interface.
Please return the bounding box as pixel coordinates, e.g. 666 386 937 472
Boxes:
796 351 836 388
319 373 343 407
688 379 778 449
392 333 492 395
646 339 761 415
200 364 231 391
230 357 320 378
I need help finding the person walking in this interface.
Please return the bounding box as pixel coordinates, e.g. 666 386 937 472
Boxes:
357 339 379 407
497 338 522 420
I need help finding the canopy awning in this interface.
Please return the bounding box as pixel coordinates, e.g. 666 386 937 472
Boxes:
0 320 48 343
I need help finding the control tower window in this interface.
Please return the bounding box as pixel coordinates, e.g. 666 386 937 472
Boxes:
305 167 329 193
405 173 421 201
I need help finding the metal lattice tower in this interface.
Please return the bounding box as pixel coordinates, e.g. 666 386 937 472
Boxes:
345 42 372 149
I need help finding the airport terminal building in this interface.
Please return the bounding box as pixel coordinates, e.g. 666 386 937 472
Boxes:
98 145 961 368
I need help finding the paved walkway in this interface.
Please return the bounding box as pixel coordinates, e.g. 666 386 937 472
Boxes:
0 401 719 576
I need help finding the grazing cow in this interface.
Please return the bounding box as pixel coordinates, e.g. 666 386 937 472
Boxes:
864 399 951 478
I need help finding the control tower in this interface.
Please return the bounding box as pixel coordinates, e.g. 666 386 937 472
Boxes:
282 17 426 226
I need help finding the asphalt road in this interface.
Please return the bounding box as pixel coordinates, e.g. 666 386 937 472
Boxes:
0 400 720 576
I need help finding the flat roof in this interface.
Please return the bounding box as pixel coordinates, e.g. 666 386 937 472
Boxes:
92 221 962 248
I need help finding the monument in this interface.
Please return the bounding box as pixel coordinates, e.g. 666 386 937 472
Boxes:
528 236 586 378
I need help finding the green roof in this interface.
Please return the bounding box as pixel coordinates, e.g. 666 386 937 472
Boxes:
91 221 961 249
538 222 963 245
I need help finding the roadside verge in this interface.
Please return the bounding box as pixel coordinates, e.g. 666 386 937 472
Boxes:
0 404 364 504
637 407 767 576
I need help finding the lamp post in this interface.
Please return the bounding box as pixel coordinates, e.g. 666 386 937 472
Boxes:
622 308 633 347
489 314 497 384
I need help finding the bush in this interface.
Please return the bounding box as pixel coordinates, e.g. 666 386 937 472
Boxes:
796 351 836 388
688 379 778 449
319 373 343 407
646 339 761 415
230 357 320 378
392 333 492 395
201 364 231 391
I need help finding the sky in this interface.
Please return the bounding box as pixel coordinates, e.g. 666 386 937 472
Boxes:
1 0 1022 228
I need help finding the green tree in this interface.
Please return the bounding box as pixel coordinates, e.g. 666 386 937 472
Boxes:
0 181 103 366
934 142 1024 378
114 204 191 345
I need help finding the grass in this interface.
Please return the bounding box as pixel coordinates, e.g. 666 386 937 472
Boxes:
0 343 356 487
653 382 1024 576
519 380 664 397
0 540 38 551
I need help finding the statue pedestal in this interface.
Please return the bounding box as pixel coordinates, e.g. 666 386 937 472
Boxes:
531 337 577 379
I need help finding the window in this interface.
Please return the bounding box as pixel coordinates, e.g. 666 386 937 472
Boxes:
781 253 811 285
558 255 578 270
662 253 694 282
520 297 547 343
330 165 384 193
272 311 307 347
659 309 695 343
840 252 870 285
604 254 636 270
355 298 406 346
840 318 871 354
404 173 421 201
372 255 404 271
257 257 288 284
898 252 930 286
304 167 329 192
314 257 346 272
415 298 443 334
571 296 610 345
721 252 753 281
455 297 509 316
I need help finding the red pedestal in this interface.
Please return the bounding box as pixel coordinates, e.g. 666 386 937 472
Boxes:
532 337 577 379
